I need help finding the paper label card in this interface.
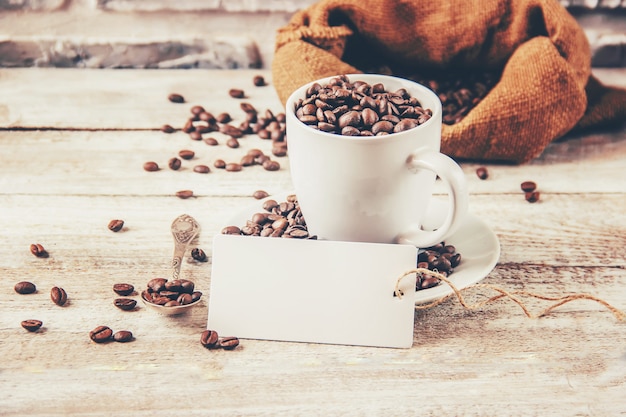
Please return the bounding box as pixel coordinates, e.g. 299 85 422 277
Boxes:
208 234 417 348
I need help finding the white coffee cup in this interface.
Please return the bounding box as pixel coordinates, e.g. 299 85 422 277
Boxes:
285 74 468 247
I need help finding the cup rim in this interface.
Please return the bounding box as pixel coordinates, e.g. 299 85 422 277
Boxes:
285 73 442 142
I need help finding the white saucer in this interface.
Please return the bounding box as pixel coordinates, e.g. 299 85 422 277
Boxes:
225 193 500 305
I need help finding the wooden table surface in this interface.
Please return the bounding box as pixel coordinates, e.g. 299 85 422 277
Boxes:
1 68 625 417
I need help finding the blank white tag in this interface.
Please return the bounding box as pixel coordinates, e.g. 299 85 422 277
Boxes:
208 234 417 348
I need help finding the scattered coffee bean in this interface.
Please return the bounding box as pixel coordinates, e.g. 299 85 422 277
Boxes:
221 225 241 235
216 112 231 124
176 190 194 199
168 157 182 170
113 283 134 296
200 329 220 349
204 137 219 146
108 219 124 232
14 281 36 294
225 163 243 172
160 124 176 133
143 161 159 172
113 330 134 343
191 248 208 262
168 93 185 103
219 336 240 350
193 165 211 174
229 88 245 99
253 190 269 200
521 181 537 192
90 325 113 343
21 319 43 332
240 154 256 166
114 298 137 311
476 167 489 180
214 159 226 169
182 119 195 133
30 243 48 258
189 131 203 141
178 149 195 160
525 191 540 203
262 160 280 171
253 75 266 87
226 137 240 148
50 286 68 306
190 105 205 116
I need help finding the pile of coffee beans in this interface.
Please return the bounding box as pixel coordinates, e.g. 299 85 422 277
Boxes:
416 242 462 290
521 180 540 203
141 277 202 307
222 194 313 239
294 74 433 137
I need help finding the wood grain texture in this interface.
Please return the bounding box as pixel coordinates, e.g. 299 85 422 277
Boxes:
0 68 625 417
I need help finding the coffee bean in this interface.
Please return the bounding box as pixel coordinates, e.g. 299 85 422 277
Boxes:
521 181 537 192
253 75 265 87
164 300 180 307
226 137 240 148
190 105 205 116
200 329 220 349
193 165 211 174
191 248 207 262
214 159 226 169
21 319 43 332
114 298 137 311
191 291 203 302
204 137 219 146
168 93 185 103
419 275 440 290
113 330 133 343
143 161 159 172
219 336 240 350
253 190 269 200
189 131 203 141
216 113 231 124
262 199 278 211
147 278 167 292
50 286 67 306
161 124 175 133
229 88 245 99
525 191 540 203
199 111 216 123
178 149 195 160
108 219 124 232
180 279 195 293
476 166 489 180
221 225 241 235
168 157 182 171
182 119 195 133
90 325 113 343
225 163 243 172
14 281 36 294
113 283 134 296
271 146 287 157
177 293 193 305
30 243 48 258
220 125 244 139
262 160 280 171
176 190 194 199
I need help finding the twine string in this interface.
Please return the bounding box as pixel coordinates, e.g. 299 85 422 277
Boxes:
394 268 625 321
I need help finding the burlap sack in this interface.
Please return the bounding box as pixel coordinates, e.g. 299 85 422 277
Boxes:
272 0 626 163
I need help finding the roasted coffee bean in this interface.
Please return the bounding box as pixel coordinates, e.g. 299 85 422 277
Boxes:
164 300 180 307
30 243 48 258
419 275 441 290
253 190 269 200
114 298 137 311
204 137 219 146
90 325 113 343
200 329 220 349
216 112 232 124
240 102 257 114
525 191 540 203
168 93 185 103
225 163 243 172
199 111 216 123
476 166 489 180
191 291 203 303
219 336 240 350
226 137 240 148
262 160 280 171
50 286 67 306
190 105 205 116
164 279 182 292
220 125 244 139
14 281 36 294
240 155 255 166
161 124 175 133
178 149 195 160
189 131 203 141
193 164 211 174
214 159 226 169
253 75 265 87
176 190 194 199
521 181 537 192
113 330 133 343
143 161 159 172
182 119 195 133
262 199 279 211
108 219 124 232
178 293 193 305
21 319 43 332
180 279 195 293
191 248 207 262
113 283 134 296
168 157 182 170
229 88 245 98
147 278 167 292
272 146 287 157
221 225 241 235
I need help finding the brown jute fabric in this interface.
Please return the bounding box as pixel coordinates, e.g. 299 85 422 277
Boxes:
272 0 626 164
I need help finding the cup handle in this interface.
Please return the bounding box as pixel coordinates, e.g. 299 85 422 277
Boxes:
396 149 469 248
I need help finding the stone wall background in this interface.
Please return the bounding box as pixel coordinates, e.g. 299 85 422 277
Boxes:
0 0 624 69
